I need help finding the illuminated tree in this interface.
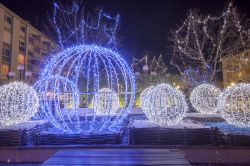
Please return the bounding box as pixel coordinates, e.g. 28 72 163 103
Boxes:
170 3 249 82
45 0 120 49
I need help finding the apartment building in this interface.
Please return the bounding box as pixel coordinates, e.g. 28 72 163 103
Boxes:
0 3 59 84
222 49 250 88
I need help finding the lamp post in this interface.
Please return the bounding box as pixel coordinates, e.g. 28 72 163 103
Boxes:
143 55 149 75
8 71 16 80
25 71 32 83
135 72 140 76
17 64 24 80
143 65 149 75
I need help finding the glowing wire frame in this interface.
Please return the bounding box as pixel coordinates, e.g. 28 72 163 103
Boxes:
141 83 188 126
37 44 135 133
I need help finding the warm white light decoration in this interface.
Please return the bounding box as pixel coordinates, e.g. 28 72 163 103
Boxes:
0 81 39 126
190 84 221 114
141 83 188 126
218 83 250 128
92 88 119 115
139 86 155 109
132 54 168 75
171 3 248 81
37 44 135 133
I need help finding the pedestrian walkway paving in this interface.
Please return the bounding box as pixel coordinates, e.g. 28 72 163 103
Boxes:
42 148 191 165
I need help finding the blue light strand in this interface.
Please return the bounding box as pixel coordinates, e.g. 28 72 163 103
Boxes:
52 1 120 49
35 44 135 133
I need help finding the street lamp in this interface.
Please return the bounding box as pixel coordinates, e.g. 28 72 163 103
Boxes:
8 71 16 80
25 71 32 83
135 72 140 76
17 64 24 80
143 65 149 75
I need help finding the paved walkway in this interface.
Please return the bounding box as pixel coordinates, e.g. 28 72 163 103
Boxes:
42 149 191 165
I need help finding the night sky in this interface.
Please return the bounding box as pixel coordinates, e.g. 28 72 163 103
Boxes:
0 0 250 70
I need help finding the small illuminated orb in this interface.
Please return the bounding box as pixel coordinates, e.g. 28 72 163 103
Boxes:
92 88 119 115
0 81 39 126
142 83 188 126
190 84 221 114
218 83 250 128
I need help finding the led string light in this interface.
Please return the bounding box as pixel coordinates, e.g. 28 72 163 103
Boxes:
52 1 120 49
131 54 168 75
171 2 248 80
190 84 221 114
139 86 155 110
181 66 213 88
34 75 80 133
141 83 188 126
0 82 39 126
37 44 135 133
218 83 250 128
92 88 119 115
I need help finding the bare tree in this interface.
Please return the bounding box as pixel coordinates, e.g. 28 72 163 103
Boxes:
170 3 249 82
44 1 120 49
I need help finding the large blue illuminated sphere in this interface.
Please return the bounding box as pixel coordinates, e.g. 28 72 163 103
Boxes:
36 45 135 133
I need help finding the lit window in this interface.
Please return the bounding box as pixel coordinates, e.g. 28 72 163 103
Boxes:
1 64 9 75
18 53 25 64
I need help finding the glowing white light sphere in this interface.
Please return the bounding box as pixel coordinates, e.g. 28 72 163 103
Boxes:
190 84 221 114
142 83 188 126
0 81 39 126
92 88 119 115
37 44 135 133
218 83 250 128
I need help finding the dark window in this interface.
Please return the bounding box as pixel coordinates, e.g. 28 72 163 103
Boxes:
34 47 40 53
19 40 25 53
5 15 12 24
28 51 33 57
20 25 26 32
2 42 11 63
29 37 34 44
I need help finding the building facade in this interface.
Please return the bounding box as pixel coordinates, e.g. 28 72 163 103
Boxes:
0 3 59 84
222 49 250 88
